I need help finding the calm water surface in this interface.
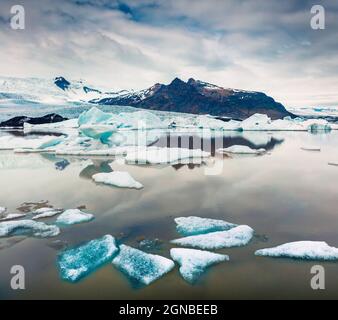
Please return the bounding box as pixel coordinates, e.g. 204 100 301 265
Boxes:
0 130 338 300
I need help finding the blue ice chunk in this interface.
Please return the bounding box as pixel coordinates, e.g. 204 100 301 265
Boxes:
78 107 113 126
112 245 175 286
170 248 229 283
175 216 237 236
0 219 60 238
57 235 119 282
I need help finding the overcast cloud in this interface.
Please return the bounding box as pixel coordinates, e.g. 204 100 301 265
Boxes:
0 0 337 107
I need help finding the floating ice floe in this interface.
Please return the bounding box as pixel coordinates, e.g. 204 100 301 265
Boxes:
0 135 63 150
255 241 338 260
0 213 26 221
125 147 210 164
175 216 237 236
57 235 119 282
56 209 94 225
171 225 254 250
301 146 321 152
0 220 60 237
0 207 6 215
217 145 266 155
92 171 143 189
112 245 175 286
170 248 229 283
32 207 63 220
24 119 79 135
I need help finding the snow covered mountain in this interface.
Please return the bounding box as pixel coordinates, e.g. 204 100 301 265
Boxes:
0 76 294 119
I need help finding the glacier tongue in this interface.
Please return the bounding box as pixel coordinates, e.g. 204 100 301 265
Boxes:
255 241 338 260
56 209 94 225
112 245 175 286
171 225 254 250
92 171 143 189
0 219 60 238
57 235 119 282
170 248 229 283
174 216 237 236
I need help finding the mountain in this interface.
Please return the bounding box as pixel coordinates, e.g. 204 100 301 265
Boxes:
96 78 294 120
0 76 293 120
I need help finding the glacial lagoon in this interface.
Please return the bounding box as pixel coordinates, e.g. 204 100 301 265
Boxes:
1 128 338 299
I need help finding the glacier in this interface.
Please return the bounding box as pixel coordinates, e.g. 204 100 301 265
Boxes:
57 235 119 282
255 241 338 261
174 216 237 236
56 209 94 225
92 171 143 189
170 248 229 283
112 245 175 286
0 219 60 238
171 225 254 250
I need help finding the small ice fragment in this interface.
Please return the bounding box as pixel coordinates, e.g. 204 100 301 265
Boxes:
0 220 60 238
170 248 229 283
255 241 338 260
92 171 143 189
171 225 254 250
56 209 94 225
0 213 27 221
0 207 6 215
57 235 118 282
328 162 338 167
301 146 321 151
175 216 237 236
32 208 63 220
217 145 266 155
112 245 175 286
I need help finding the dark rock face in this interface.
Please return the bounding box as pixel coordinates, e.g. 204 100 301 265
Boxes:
0 114 68 128
97 77 294 120
54 77 71 91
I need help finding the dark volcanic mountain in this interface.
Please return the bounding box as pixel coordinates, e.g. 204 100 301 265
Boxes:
96 78 294 120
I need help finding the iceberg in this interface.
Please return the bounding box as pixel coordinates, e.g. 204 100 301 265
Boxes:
57 235 119 282
255 241 338 260
174 216 237 236
32 208 63 220
217 145 266 155
0 207 6 215
0 213 27 221
92 171 143 189
0 220 60 237
0 135 63 150
171 225 254 250
56 209 94 225
170 248 229 283
328 162 338 167
112 245 175 286
125 147 210 164
78 107 114 126
301 146 321 152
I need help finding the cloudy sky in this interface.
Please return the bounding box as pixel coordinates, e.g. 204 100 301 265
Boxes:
0 0 337 108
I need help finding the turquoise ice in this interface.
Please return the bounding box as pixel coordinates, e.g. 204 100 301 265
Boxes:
57 235 119 282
